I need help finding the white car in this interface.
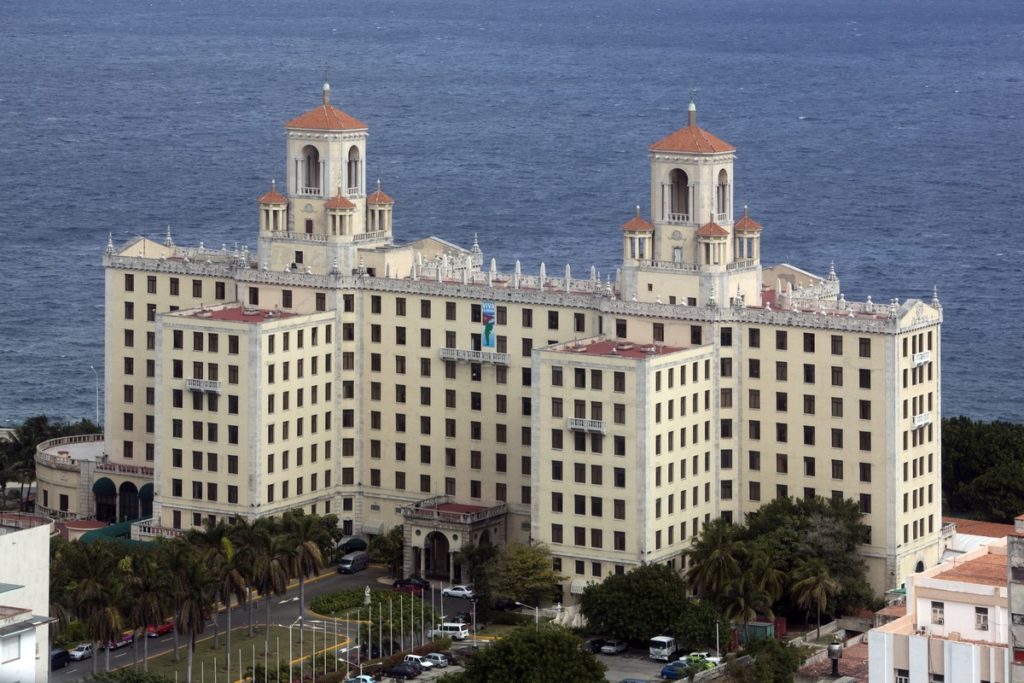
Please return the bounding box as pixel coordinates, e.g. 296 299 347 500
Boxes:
425 652 449 668
442 584 475 600
404 653 435 669
344 676 375 683
69 643 93 661
601 639 629 655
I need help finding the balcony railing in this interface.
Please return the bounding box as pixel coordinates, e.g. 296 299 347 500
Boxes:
186 378 221 393
666 212 689 224
298 186 322 197
912 350 932 368
346 186 361 197
439 348 510 365
401 497 508 526
95 462 154 477
913 412 932 429
352 230 389 243
566 417 607 434
716 212 728 222
132 519 185 541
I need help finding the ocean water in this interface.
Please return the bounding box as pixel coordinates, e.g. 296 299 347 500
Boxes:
0 0 1022 425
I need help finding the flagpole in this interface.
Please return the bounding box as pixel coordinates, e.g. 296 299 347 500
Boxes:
400 594 405 651
389 597 394 656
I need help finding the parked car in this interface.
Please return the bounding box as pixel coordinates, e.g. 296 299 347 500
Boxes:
69 643 93 661
383 661 420 679
601 639 629 655
50 648 71 670
344 676 376 683
424 652 449 668
394 583 425 596
493 598 520 610
103 631 134 650
404 653 434 670
146 620 174 637
660 660 691 680
442 584 475 599
336 535 369 555
582 637 606 653
393 576 430 591
687 651 721 666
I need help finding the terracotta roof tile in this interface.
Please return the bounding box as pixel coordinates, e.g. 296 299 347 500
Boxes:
696 220 729 237
367 189 394 205
622 215 653 232
285 104 368 131
933 551 1006 587
650 124 735 154
943 516 1016 539
257 182 288 204
734 209 762 232
325 195 355 209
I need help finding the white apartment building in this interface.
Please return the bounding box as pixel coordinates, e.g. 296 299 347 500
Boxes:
0 514 54 683
870 538 1011 682
35 84 943 599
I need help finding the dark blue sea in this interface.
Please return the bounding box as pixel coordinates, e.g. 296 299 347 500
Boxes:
1 0 1022 425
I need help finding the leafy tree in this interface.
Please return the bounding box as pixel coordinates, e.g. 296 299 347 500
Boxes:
368 525 405 577
725 638 802 683
444 624 606 683
581 563 704 642
790 558 840 641
669 598 722 653
490 542 566 608
455 543 499 613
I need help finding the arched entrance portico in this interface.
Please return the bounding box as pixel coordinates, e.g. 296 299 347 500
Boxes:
424 531 453 581
92 477 116 522
139 483 154 519
118 481 139 522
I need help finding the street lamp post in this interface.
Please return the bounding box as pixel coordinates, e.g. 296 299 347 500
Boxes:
516 602 539 625
89 365 100 425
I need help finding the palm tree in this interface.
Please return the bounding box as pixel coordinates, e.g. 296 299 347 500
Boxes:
251 523 291 655
226 517 261 637
125 550 170 671
159 538 195 663
64 540 122 675
722 572 774 647
790 557 840 641
212 535 249 673
187 520 230 648
282 512 329 622
747 545 786 605
172 547 218 683
683 518 744 597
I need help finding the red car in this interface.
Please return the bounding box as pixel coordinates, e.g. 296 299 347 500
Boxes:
394 583 425 596
146 621 174 638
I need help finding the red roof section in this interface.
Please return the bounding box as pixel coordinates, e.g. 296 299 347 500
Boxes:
185 307 297 325
734 212 762 232
622 215 653 232
943 516 1016 539
258 187 288 204
933 551 1007 587
325 195 355 209
367 189 394 205
650 124 735 154
285 104 368 131
696 220 729 237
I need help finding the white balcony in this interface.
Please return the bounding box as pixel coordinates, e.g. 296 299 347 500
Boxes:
716 212 728 222
666 212 689 224
913 412 931 429
566 417 607 434
298 186 322 197
912 350 932 368
439 348 510 365
186 378 222 393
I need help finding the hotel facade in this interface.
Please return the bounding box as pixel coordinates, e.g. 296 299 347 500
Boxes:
37 84 943 599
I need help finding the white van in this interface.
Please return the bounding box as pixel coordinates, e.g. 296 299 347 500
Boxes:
430 622 470 640
337 550 370 574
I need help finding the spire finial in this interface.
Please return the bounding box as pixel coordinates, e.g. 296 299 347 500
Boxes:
271 179 277 192
687 89 698 127
322 81 331 106
635 204 641 217
932 286 941 308
376 178 382 193
106 232 114 254
743 204 749 218
164 225 173 247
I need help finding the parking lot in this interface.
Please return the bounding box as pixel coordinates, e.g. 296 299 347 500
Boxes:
598 649 666 682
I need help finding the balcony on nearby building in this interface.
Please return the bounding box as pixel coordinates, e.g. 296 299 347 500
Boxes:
131 518 185 541
186 378 221 393
400 495 507 526
352 230 389 243
298 186 322 197
716 212 728 222
666 212 689 224
566 417 607 434
913 412 932 429
439 348 510 365
913 350 932 368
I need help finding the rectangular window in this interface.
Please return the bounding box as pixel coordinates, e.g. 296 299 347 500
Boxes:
931 601 944 625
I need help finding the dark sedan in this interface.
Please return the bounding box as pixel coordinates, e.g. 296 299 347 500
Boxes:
383 661 420 679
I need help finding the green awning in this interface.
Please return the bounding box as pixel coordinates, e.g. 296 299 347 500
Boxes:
92 477 116 497
139 483 154 502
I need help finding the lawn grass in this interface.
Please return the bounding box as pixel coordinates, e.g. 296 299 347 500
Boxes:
131 622 355 682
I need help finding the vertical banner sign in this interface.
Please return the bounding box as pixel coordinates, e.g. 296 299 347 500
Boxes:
482 302 496 350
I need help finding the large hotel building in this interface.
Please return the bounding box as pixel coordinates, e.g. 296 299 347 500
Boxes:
37 84 943 600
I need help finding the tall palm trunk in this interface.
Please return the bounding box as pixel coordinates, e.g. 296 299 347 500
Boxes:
265 594 273 656
143 630 150 671
186 634 195 683
92 641 99 675
248 592 255 637
225 600 233 673
816 602 822 641
105 644 111 671
298 574 305 622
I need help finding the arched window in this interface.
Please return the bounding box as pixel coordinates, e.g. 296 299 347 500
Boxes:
347 146 361 194
717 169 729 218
302 145 321 195
668 169 689 222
